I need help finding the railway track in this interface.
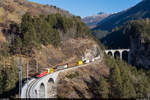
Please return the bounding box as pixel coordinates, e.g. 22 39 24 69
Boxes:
26 79 37 98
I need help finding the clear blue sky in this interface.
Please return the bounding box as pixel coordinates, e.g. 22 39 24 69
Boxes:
28 0 141 18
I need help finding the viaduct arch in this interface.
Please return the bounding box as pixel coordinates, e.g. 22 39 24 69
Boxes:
39 83 45 98
105 49 130 62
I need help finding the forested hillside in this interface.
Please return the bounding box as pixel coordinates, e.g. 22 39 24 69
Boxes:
0 0 72 43
0 0 93 98
0 10 92 96
5 13 91 55
100 26 130 49
104 55 150 98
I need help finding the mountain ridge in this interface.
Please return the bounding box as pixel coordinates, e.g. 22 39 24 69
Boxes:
93 0 150 32
82 13 109 29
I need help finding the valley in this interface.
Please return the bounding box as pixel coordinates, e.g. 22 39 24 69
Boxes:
0 0 150 99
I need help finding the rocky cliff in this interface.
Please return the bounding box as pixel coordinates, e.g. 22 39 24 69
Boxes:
125 19 150 69
128 35 150 69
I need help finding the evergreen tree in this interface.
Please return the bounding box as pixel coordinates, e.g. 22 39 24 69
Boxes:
23 23 37 47
104 55 150 99
3 58 18 92
21 12 33 34
121 68 136 98
39 20 52 45
46 14 57 27
110 65 122 98
115 59 136 98
12 36 23 54
98 75 109 98
50 29 61 47
121 78 136 98
8 13 92 54
0 67 3 94
136 75 150 98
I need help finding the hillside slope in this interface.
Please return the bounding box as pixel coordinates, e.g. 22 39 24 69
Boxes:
57 59 109 98
0 0 71 24
100 27 130 49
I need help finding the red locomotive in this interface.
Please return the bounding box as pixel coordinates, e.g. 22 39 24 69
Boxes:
36 68 54 78
36 71 48 78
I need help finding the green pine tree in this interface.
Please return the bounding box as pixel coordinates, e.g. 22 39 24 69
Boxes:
0 67 3 94
3 59 18 92
110 65 122 98
116 59 136 98
136 75 150 98
121 76 136 98
98 75 109 98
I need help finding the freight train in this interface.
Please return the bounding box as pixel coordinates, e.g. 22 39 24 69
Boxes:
36 60 83 78
36 56 100 78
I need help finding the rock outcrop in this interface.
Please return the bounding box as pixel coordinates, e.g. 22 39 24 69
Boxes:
127 19 150 69
129 36 150 69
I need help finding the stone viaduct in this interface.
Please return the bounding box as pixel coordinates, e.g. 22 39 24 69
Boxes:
21 71 60 98
105 49 130 60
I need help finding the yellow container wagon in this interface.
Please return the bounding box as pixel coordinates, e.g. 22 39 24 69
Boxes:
77 60 83 66
47 68 54 74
